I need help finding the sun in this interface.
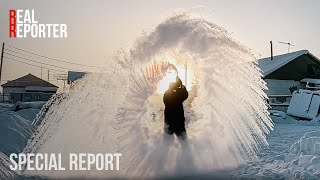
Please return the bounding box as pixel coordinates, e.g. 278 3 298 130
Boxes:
156 69 177 94
156 57 194 94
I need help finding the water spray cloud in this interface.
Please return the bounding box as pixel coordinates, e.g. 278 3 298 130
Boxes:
23 11 273 178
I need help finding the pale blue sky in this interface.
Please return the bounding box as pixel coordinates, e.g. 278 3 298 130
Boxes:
0 0 319 83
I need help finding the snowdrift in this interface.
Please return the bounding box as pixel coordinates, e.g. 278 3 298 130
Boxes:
10 101 46 111
0 102 41 156
261 130 320 179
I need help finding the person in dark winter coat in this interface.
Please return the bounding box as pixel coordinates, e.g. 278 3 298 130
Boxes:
163 77 188 137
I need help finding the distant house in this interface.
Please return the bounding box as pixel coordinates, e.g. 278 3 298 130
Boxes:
257 50 320 107
1 73 58 103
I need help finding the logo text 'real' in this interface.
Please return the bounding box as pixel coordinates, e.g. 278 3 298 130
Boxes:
9 10 68 38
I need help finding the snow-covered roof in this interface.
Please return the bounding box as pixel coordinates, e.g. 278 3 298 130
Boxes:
257 50 320 77
1 73 58 88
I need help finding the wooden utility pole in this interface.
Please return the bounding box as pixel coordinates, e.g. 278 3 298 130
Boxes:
54 74 68 93
270 41 273 60
0 42 4 86
40 66 43 79
185 63 187 89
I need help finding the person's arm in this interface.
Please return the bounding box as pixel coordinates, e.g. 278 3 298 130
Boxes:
163 91 169 105
176 86 188 102
181 86 188 101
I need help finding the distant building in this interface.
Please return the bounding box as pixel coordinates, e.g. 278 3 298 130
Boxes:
1 73 58 103
257 50 320 107
67 71 87 84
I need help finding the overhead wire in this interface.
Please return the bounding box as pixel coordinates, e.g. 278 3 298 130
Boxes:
5 44 104 68
3 56 67 73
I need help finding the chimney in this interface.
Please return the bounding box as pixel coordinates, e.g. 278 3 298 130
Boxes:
270 41 273 60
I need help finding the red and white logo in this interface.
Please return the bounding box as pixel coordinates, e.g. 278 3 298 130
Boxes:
9 10 67 38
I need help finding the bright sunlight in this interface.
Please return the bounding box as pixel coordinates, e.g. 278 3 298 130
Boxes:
156 57 194 94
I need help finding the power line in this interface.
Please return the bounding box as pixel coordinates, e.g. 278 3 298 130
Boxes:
5 48 92 72
5 44 104 68
4 52 83 72
3 56 66 73
4 48 47 60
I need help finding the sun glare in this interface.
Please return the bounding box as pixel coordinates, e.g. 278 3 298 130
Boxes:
156 57 194 94
157 69 177 94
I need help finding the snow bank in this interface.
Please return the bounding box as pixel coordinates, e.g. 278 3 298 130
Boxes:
263 130 320 179
0 102 41 178
10 101 45 111
290 131 320 155
0 103 13 113
0 103 38 156
0 103 13 108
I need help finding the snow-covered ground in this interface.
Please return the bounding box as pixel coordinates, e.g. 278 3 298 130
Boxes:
2 102 320 179
0 102 45 180
0 102 44 156
230 113 320 179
